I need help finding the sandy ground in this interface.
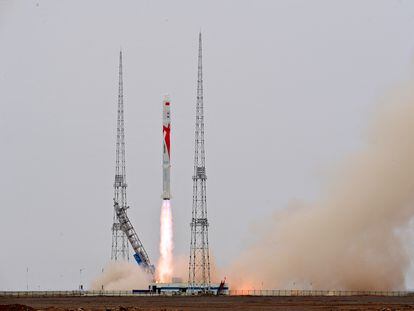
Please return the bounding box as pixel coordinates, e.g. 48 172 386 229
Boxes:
1 295 414 311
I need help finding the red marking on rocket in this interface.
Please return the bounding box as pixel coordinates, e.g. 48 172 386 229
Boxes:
162 97 171 200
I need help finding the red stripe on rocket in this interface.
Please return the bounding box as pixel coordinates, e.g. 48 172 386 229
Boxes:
163 124 171 157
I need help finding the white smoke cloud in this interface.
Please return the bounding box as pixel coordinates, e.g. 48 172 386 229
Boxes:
90 261 152 290
227 78 414 291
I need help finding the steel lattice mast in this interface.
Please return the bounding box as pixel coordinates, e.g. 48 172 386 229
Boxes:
188 32 211 291
111 50 130 261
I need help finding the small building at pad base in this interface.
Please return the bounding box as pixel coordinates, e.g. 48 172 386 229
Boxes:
133 282 229 295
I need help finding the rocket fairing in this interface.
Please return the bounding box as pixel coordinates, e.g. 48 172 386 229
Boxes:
162 96 171 200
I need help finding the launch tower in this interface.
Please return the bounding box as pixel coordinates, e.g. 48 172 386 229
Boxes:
188 33 211 291
111 50 130 261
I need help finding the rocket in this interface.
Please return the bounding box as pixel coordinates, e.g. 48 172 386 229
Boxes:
162 96 171 200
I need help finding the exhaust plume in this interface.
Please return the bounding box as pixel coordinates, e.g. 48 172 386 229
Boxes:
90 261 151 290
157 199 174 282
228 79 414 290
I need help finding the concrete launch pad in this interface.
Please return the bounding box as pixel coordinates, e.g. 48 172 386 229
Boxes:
133 282 229 295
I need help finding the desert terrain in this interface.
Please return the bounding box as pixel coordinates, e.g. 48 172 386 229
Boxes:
1 295 414 311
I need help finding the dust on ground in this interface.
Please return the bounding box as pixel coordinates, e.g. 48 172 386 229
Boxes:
1 295 414 311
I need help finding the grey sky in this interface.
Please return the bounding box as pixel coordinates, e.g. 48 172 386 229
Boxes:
1 0 414 290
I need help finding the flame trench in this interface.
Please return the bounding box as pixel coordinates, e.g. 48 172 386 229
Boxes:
157 199 173 282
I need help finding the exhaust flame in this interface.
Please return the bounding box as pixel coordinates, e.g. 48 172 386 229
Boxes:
157 199 173 282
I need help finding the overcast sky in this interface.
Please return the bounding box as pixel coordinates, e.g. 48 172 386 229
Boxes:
1 0 414 290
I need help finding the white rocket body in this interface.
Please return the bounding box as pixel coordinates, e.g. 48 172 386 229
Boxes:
162 97 171 200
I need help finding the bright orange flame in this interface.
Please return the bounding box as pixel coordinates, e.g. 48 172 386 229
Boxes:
157 200 173 283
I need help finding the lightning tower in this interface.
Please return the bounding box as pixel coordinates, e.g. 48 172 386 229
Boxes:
188 33 211 291
111 50 130 261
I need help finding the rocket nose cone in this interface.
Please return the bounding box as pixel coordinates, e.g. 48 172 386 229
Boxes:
163 94 170 104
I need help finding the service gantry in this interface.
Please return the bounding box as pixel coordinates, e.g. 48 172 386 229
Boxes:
111 50 130 261
110 51 154 276
188 32 211 292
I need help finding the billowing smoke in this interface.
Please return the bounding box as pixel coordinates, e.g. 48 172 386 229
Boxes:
157 199 174 282
171 253 221 284
228 79 414 291
90 261 151 290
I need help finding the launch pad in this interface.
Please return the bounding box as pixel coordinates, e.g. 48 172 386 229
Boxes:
134 282 229 295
